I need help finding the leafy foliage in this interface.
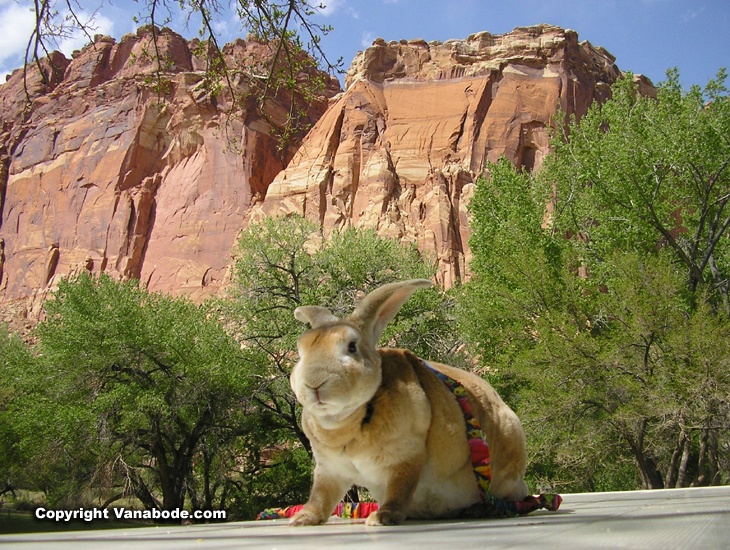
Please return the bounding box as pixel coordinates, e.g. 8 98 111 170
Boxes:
549 69 730 312
0 326 43 497
2 274 255 513
231 214 463 362
461 70 730 492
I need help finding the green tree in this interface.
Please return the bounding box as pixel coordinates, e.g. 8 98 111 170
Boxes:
16 273 255 512
460 69 730 492
549 68 730 313
0 326 40 498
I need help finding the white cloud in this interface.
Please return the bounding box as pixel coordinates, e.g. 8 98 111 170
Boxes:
318 0 343 16
0 2 114 76
0 2 36 66
212 18 230 36
360 31 376 48
682 6 705 22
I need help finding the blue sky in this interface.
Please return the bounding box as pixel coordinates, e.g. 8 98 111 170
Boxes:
1 0 728 89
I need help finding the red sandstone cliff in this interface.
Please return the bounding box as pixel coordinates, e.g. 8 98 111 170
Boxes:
249 24 654 287
0 26 340 319
1 24 654 326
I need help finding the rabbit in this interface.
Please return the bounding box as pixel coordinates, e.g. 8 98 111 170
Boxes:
289 279 529 526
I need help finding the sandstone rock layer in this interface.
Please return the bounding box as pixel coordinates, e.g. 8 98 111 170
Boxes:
0 27 340 314
251 24 652 287
1 23 654 324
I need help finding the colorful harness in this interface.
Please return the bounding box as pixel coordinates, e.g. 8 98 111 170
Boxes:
422 359 561 518
257 501 379 521
257 360 562 521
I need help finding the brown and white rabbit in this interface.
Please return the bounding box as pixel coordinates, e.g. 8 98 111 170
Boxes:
289 279 529 526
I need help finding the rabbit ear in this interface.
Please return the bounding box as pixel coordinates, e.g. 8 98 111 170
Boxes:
294 306 339 329
348 279 432 344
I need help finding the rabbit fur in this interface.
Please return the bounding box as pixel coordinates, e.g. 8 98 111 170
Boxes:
289 279 529 526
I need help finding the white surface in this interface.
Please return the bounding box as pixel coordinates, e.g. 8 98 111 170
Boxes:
2 486 729 549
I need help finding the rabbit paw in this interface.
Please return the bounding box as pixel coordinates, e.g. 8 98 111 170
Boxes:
290 509 326 526
366 508 406 526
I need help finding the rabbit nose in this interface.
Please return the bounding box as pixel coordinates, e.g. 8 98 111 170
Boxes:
305 382 325 403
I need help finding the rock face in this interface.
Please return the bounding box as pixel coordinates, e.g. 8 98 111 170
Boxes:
250 24 653 287
1 23 654 324
0 27 340 314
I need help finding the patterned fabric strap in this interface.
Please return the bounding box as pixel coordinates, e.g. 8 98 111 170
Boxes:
421 359 562 518
256 502 380 520
424 361 493 499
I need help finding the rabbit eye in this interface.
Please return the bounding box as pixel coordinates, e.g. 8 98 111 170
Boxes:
348 341 358 354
